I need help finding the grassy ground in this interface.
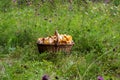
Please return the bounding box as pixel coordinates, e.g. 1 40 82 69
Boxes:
0 1 120 80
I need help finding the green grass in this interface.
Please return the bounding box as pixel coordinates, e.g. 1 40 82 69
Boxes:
0 1 120 80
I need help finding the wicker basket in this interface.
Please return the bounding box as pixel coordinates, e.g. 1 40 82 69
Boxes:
37 30 74 53
37 43 74 53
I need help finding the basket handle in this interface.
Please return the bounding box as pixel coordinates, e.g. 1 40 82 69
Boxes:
54 30 59 45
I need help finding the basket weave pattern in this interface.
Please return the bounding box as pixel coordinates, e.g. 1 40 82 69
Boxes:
37 43 74 53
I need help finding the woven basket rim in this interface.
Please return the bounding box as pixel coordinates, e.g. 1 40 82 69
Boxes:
37 42 74 46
